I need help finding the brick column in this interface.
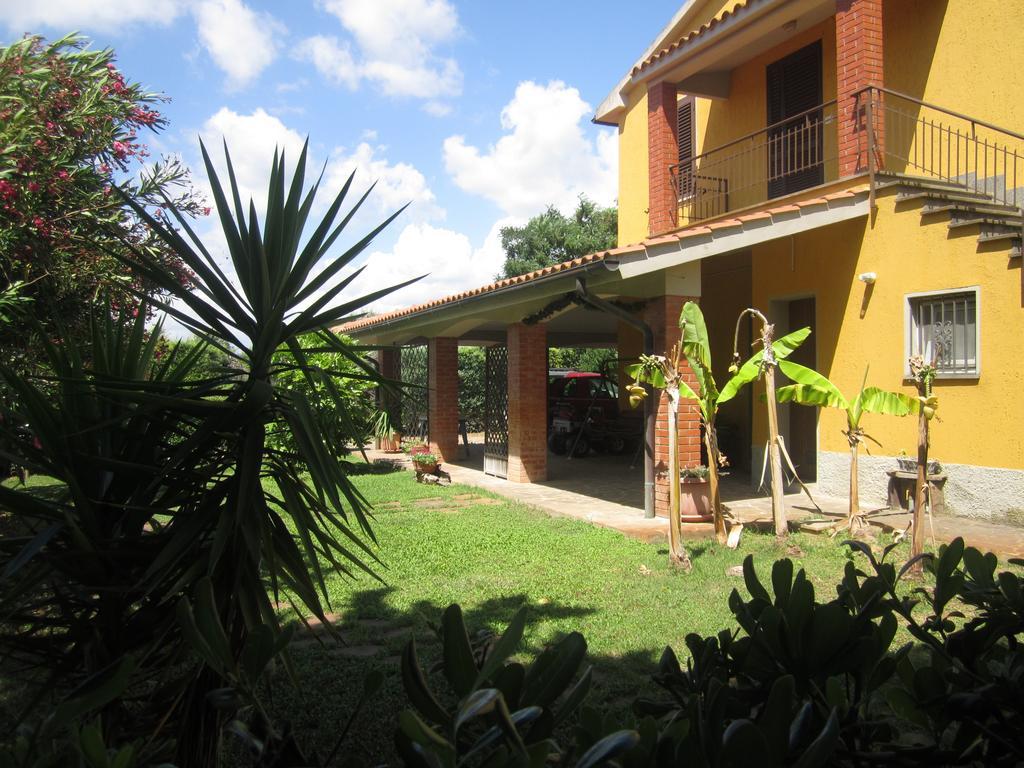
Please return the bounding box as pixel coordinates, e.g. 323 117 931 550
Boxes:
376 346 401 448
647 80 679 236
643 295 702 518
837 0 885 176
427 337 459 463
507 323 547 483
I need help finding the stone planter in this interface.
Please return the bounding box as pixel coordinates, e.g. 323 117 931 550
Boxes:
679 478 713 522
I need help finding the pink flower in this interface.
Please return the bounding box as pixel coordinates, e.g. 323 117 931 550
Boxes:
202 206 212 216
27 181 39 192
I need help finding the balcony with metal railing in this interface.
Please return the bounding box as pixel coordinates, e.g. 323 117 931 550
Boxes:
667 88 1024 229
670 101 839 226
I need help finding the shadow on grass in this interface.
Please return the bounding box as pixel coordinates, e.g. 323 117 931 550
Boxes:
274 589 667 767
341 459 404 476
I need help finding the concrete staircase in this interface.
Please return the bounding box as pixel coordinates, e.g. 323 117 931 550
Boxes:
880 173 1023 258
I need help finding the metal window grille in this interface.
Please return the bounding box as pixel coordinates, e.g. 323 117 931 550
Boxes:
909 292 978 374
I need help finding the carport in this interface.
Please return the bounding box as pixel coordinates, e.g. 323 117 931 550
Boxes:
343 249 706 520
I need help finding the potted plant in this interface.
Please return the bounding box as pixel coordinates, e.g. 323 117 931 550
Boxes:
411 451 440 476
373 410 401 453
679 465 713 523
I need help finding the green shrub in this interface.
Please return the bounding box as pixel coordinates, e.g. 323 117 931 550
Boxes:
402 538 1024 766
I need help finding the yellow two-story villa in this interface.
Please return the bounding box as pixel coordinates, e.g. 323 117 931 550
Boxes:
348 0 1024 524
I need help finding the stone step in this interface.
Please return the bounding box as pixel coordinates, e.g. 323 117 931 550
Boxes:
948 213 1024 230
897 189 995 206
878 174 975 194
922 202 1022 219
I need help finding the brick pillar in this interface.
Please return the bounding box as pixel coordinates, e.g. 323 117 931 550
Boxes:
507 323 547 483
427 337 459 463
377 346 400 448
644 295 702 518
647 80 679 236
837 0 884 176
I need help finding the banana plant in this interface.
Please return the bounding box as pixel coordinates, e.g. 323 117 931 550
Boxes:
628 302 810 546
908 355 940 573
776 365 916 531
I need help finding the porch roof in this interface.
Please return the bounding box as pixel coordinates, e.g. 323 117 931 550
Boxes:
594 0 833 124
341 182 870 346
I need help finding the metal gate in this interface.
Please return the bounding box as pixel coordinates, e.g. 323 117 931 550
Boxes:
483 345 508 478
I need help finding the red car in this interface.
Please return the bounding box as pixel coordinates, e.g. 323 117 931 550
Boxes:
548 371 622 455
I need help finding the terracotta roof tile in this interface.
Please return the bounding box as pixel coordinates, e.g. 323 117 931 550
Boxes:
707 218 743 230
632 1 753 77
767 204 801 215
677 226 713 239
798 197 829 207
737 211 772 222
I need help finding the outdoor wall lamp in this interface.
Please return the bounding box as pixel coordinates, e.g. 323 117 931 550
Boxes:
858 272 877 284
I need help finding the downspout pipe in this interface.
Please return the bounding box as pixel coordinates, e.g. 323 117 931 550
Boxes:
574 278 657 519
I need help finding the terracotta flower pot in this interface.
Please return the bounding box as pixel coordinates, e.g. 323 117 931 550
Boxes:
413 460 439 475
679 478 713 523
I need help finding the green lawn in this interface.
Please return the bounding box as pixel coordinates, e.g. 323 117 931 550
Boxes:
273 467 912 763
1 467 923 764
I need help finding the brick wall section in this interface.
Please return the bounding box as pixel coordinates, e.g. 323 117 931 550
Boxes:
836 0 885 176
647 80 679 236
427 337 459 462
643 295 702 518
507 323 548 483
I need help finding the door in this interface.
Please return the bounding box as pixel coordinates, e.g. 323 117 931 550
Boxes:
767 40 824 198
483 345 509 478
785 297 817 482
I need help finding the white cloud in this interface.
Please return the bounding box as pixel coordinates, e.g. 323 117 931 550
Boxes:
295 35 359 90
324 141 442 221
351 219 509 312
298 0 462 108
193 0 285 90
443 80 618 218
0 0 184 32
199 107 307 207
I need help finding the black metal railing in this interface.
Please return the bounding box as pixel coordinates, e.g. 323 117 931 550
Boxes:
670 100 838 225
856 86 1024 211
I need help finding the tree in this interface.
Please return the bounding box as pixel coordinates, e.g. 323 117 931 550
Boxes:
499 196 616 278
0 140 412 765
0 33 204 367
776 365 915 532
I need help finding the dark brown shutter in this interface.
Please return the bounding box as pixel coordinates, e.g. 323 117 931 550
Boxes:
676 97 695 196
767 40 823 197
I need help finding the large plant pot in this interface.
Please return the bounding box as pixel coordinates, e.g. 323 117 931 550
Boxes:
413 460 439 475
380 434 402 453
679 479 713 523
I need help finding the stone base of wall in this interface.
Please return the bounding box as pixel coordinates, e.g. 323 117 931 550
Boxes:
816 450 1024 523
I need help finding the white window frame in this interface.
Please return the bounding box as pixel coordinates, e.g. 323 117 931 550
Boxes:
903 286 981 379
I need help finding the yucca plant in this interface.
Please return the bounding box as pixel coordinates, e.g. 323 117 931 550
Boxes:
0 139 415 765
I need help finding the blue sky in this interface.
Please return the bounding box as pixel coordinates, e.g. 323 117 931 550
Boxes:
0 0 680 326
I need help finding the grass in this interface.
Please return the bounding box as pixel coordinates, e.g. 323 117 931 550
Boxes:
272 467 912 763
0 467 927 764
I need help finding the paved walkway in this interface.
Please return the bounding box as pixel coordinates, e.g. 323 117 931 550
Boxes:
364 444 1024 558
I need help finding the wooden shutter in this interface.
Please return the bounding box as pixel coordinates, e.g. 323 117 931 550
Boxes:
767 40 823 197
676 96 695 196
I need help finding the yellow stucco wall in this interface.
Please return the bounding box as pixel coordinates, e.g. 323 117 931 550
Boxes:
885 0 1024 136
749 195 1024 470
617 86 650 246
882 0 1024 180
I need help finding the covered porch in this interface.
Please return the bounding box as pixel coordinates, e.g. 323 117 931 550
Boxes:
344 183 871 520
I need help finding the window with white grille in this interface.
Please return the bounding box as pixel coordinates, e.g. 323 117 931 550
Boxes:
905 289 980 376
